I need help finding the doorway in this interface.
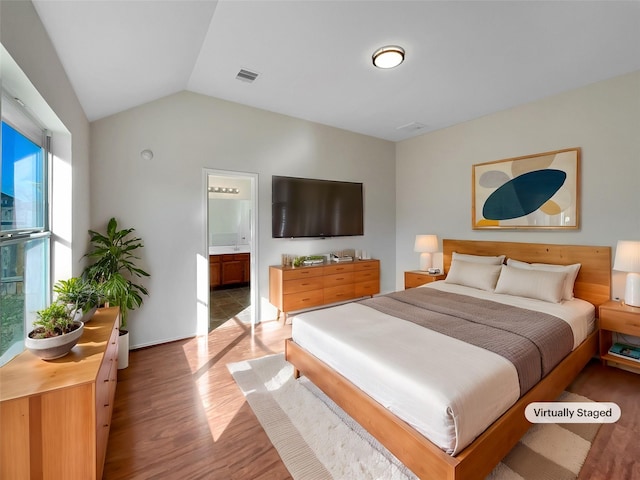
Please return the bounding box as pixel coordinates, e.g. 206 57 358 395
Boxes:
205 170 258 330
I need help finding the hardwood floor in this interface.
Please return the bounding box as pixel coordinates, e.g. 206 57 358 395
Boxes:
104 318 293 480
104 320 640 479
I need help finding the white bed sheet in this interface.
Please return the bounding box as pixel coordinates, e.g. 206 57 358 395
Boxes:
290 282 595 455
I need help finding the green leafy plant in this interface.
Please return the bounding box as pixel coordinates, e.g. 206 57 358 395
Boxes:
83 217 150 329
53 277 102 314
30 303 77 339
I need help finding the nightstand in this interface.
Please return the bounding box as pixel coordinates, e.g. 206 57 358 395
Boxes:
599 300 640 369
404 271 446 289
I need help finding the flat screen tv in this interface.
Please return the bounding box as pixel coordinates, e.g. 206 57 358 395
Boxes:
272 175 364 238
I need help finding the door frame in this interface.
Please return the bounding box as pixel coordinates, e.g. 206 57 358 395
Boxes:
202 168 259 328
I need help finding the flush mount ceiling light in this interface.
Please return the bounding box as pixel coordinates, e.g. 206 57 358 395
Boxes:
372 45 405 69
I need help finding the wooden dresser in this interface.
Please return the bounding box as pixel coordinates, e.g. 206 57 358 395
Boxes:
0 307 120 480
269 259 380 320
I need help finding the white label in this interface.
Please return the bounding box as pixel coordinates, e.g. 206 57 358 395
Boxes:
525 402 621 423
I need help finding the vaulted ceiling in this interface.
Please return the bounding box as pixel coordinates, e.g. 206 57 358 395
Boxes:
33 1 640 141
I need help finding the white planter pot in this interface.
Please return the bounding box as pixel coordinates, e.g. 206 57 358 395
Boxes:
71 304 98 323
25 321 84 360
118 330 129 369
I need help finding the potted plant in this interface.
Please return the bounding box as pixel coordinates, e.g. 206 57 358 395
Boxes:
25 302 84 360
53 277 102 323
83 217 150 369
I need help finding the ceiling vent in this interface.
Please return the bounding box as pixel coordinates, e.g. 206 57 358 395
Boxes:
396 122 427 133
236 68 259 83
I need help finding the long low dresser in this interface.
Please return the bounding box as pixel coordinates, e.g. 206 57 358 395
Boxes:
0 307 120 480
269 259 380 321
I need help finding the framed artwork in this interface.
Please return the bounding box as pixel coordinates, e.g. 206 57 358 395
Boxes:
472 148 580 230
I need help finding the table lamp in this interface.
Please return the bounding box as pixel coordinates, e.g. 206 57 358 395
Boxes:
414 235 438 271
613 240 640 307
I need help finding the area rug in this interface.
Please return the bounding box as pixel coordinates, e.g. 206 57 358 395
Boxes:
228 354 600 480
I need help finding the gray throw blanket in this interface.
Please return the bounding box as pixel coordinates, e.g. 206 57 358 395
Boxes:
359 288 574 395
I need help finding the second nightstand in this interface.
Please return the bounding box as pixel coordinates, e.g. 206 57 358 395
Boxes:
404 271 446 289
599 300 640 370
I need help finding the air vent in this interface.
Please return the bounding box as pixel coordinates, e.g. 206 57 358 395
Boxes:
236 68 259 83
396 122 427 132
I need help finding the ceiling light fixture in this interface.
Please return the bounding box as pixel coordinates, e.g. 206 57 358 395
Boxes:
372 45 405 69
208 186 239 194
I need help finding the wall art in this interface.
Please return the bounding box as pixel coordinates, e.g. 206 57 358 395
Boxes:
472 148 580 229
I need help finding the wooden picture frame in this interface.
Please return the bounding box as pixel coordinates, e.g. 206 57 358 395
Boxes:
472 148 580 229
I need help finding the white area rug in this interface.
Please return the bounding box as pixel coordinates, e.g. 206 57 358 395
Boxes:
228 354 599 480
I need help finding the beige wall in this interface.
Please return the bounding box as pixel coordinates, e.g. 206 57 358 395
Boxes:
396 71 640 297
90 91 396 347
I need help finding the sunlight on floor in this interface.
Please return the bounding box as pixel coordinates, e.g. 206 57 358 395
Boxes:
179 290 290 442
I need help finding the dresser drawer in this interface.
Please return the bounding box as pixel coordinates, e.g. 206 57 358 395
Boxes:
356 280 379 297
324 264 355 275
600 312 640 336
282 266 324 281
324 272 354 287
324 284 355 303
283 277 324 294
355 269 379 283
283 290 324 311
354 260 379 271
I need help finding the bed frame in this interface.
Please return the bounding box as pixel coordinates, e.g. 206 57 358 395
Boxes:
285 239 611 480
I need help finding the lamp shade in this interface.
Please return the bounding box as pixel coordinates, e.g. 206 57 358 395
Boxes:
613 241 640 273
414 235 438 253
613 240 640 307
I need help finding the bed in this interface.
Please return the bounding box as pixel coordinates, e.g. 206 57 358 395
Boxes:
285 239 611 480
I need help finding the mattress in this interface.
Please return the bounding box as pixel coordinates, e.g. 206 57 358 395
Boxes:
290 282 595 455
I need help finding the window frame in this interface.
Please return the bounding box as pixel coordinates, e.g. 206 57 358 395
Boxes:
1 92 52 366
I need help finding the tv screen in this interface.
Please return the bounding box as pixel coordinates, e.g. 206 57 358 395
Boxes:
272 175 364 238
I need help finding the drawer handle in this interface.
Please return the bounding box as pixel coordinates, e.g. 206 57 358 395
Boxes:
104 379 110 383
103 424 109 428
301 283 310 286
104 403 110 407
302 298 310 302
336 277 344 281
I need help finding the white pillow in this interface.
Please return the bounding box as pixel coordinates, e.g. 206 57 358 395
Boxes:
445 260 502 291
452 252 505 265
495 265 566 303
506 259 581 301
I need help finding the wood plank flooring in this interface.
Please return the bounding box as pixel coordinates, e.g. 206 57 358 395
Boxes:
104 320 640 479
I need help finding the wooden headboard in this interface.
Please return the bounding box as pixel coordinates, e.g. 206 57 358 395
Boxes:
443 239 611 310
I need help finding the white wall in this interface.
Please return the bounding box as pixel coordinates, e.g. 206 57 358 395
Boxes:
396 71 640 297
1 1 91 280
90 91 396 348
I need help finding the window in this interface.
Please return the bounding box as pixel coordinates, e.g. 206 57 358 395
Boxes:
0 94 50 366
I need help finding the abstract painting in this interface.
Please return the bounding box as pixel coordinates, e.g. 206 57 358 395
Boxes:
472 148 580 229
